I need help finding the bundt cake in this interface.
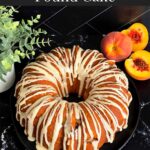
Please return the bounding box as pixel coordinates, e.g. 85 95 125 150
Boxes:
15 45 132 150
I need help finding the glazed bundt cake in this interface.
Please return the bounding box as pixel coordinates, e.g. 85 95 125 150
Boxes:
15 45 132 150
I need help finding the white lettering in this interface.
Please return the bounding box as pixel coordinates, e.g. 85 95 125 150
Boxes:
84 0 115 2
52 0 78 2
36 0 78 2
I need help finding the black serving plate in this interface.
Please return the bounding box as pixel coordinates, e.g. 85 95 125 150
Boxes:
10 77 141 150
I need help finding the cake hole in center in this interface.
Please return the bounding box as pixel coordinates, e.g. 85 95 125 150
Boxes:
63 93 84 103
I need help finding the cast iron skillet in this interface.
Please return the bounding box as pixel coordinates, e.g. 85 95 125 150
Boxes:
10 77 141 150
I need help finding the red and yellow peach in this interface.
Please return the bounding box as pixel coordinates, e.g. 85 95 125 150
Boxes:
101 31 132 62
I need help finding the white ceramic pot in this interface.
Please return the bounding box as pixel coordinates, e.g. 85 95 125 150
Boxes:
0 64 15 93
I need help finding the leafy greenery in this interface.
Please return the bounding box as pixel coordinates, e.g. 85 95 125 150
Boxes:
0 6 51 81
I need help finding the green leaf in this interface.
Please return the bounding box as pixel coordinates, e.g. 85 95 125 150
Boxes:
12 21 19 29
41 38 45 46
27 20 33 26
19 39 25 52
11 6 18 13
47 38 51 46
36 14 41 19
20 52 25 59
1 57 12 71
21 19 31 31
31 37 35 45
33 19 39 23
43 30 47 34
33 29 39 36
25 37 33 51
31 51 35 56
25 43 33 51
14 55 21 63
14 50 21 55
36 37 41 48
38 28 42 33
25 52 30 59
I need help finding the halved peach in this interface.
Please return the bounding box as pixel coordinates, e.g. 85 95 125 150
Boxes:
125 50 150 80
122 23 149 51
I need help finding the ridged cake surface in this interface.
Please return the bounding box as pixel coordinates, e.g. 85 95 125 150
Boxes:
15 45 132 150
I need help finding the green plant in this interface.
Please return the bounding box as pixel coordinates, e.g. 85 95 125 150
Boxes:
0 6 51 81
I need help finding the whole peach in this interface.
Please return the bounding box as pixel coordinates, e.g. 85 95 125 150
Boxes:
101 31 132 62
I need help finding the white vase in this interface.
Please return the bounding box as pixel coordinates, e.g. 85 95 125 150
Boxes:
0 64 15 93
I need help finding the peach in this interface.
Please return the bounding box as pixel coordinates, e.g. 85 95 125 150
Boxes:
122 23 149 51
101 31 132 62
125 50 150 80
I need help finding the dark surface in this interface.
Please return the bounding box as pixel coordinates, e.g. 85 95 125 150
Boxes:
0 5 150 150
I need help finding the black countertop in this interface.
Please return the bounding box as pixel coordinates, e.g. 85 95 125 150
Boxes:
0 6 150 150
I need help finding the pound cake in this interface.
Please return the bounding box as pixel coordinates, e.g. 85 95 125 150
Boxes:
15 45 132 150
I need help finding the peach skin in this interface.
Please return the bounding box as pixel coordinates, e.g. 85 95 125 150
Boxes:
101 31 132 62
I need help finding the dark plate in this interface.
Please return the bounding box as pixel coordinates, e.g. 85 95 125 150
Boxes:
10 77 141 150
